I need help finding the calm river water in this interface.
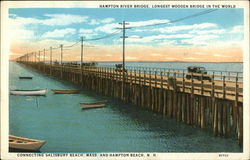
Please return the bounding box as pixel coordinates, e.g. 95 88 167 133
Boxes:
9 62 242 152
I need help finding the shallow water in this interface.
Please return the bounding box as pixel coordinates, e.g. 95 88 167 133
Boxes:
9 62 242 152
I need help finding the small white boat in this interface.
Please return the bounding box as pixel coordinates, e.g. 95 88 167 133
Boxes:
10 89 47 96
80 100 107 109
9 135 46 151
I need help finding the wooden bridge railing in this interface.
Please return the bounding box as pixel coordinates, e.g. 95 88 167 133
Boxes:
26 62 242 103
99 64 243 81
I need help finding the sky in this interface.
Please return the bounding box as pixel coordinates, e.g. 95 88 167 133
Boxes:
9 8 244 62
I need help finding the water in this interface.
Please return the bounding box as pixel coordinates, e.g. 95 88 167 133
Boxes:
98 61 243 72
50 61 243 73
9 62 242 152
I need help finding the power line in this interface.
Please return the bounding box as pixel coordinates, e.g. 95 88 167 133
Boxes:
52 46 61 50
64 40 81 48
84 30 122 41
130 9 218 28
171 9 217 23
16 9 218 61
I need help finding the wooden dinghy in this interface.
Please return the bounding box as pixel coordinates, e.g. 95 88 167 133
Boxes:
10 89 47 96
9 135 46 151
19 76 33 79
80 100 107 109
51 89 80 94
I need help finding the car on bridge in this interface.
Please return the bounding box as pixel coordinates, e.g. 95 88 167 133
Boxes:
186 66 212 81
115 64 127 72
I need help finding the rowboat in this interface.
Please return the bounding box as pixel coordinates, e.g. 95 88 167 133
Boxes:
10 89 47 96
9 135 46 151
51 89 80 94
19 76 33 79
80 100 107 109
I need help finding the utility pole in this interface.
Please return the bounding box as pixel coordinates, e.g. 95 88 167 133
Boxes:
80 36 85 83
60 44 63 65
50 46 52 75
33 52 35 63
118 21 130 100
38 51 40 63
43 49 45 63
31 52 33 63
38 50 40 69
118 21 130 72
43 49 45 72
80 36 85 68
50 47 52 65
60 44 63 78
25 53 28 63
34 52 36 63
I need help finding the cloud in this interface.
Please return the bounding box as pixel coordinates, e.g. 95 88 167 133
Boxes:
213 54 231 58
9 14 88 41
79 28 93 33
101 18 115 23
152 23 218 33
193 52 205 55
42 14 88 26
9 14 17 18
184 57 196 60
79 28 99 39
9 17 39 26
10 28 35 41
181 35 219 46
105 54 113 57
42 28 76 38
216 40 243 46
94 23 119 33
151 53 162 56
9 17 35 41
89 18 115 25
165 57 178 60
10 14 88 27
126 56 138 60
128 19 170 27
189 29 225 34
89 19 99 25
126 34 193 43
158 40 178 46
79 28 98 39
231 25 243 33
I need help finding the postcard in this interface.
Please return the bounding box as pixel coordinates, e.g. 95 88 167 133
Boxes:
1 1 249 160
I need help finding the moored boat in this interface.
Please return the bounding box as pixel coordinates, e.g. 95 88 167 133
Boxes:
10 89 47 96
9 135 46 151
80 100 107 109
51 89 80 94
19 76 33 79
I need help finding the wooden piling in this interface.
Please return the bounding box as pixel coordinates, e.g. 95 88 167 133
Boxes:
18 62 243 146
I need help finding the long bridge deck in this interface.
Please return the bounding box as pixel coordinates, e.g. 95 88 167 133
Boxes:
46 63 243 102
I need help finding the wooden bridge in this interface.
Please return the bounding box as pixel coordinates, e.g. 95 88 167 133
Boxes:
16 61 243 146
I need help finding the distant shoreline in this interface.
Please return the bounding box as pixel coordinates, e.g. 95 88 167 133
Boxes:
97 61 243 63
9 60 243 63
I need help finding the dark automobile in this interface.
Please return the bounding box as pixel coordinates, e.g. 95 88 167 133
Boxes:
115 64 127 72
186 66 212 81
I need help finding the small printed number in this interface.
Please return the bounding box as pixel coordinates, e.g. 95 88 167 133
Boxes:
219 154 228 157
